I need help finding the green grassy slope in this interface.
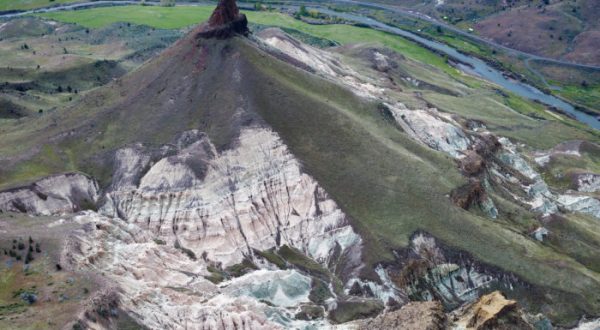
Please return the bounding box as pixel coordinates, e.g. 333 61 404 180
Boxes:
239 39 600 323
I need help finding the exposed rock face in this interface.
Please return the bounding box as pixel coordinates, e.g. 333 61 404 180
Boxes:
0 173 98 215
386 103 471 158
100 128 363 269
63 210 325 329
198 0 249 39
358 301 446 330
450 180 486 210
53 127 366 328
450 291 533 330
208 0 242 26
389 234 502 308
258 28 385 99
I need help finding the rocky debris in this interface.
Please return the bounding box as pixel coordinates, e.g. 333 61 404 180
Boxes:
449 179 497 218
450 291 533 330
574 318 600 330
573 173 600 193
495 140 600 219
470 133 501 158
459 151 485 176
345 265 407 305
0 173 99 215
386 103 471 158
530 227 549 242
450 180 486 210
198 0 249 39
555 194 600 219
389 234 499 308
358 301 446 330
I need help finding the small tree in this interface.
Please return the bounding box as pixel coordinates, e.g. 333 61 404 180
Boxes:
25 251 34 264
299 5 308 16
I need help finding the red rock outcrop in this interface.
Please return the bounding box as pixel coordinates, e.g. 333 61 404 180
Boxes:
450 179 486 209
198 0 249 39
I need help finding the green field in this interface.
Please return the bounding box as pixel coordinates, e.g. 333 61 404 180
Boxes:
38 4 213 29
37 5 468 79
0 0 78 11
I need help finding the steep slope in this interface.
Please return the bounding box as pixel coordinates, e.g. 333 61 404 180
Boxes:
1 2 600 328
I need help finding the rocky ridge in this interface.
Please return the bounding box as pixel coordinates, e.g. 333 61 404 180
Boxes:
258 28 600 224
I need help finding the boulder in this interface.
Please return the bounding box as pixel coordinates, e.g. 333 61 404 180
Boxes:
359 301 446 330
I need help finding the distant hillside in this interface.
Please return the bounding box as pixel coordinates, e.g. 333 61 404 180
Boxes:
373 0 600 66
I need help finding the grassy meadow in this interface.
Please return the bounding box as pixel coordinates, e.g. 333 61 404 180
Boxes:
0 0 78 11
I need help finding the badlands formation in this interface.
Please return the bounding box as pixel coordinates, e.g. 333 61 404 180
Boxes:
1 0 600 329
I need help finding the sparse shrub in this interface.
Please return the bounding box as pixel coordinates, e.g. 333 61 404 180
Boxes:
25 251 34 264
35 243 41 253
29 236 33 244
174 240 197 260
20 292 37 304
17 242 25 250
